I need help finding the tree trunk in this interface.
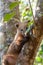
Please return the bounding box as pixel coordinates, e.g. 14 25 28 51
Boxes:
15 0 43 65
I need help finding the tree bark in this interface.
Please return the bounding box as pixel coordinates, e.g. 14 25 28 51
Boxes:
15 0 43 65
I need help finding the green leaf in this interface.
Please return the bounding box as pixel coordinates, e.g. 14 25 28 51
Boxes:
29 10 32 16
36 57 42 63
9 2 20 10
39 50 43 55
4 12 15 22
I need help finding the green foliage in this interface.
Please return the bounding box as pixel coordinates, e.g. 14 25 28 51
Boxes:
36 57 42 63
34 40 43 65
4 1 20 22
4 12 15 22
21 8 33 21
9 1 20 10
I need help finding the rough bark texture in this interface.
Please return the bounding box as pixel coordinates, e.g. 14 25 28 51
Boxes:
15 0 43 65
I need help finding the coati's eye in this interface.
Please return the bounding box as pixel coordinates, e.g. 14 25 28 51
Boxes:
21 29 23 31
15 23 19 28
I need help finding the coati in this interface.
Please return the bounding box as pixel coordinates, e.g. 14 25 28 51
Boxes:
15 26 37 65
2 20 29 65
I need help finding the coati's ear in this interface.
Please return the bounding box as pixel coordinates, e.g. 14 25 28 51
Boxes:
27 20 30 22
23 20 30 26
15 22 19 28
24 20 30 23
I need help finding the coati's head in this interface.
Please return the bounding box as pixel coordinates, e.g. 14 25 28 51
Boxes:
15 20 30 36
14 20 30 45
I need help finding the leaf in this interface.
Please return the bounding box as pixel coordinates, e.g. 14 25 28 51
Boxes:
9 2 20 10
39 50 43 55
4 12 15 22
29 10 32 16
36 57 42 63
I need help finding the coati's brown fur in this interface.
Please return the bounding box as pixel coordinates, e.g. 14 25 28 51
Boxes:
2 21 29 65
